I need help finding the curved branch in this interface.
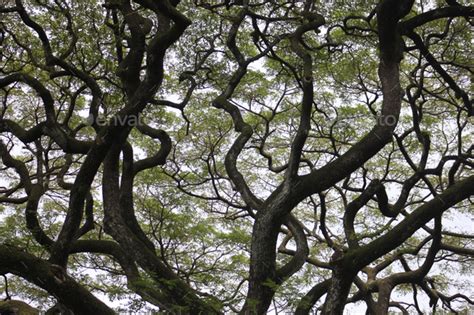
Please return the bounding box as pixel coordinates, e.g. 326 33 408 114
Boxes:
0 73 93 153
295 279 331 314
0 244 115 314
102 140 221 313
405 30 472 115
400 5 474 32
133 124 172 175
276 215 309 281
285 13 325 180
344 175 474 271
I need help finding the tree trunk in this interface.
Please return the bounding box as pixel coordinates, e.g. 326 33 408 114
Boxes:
322 266 356 315
240 214 281 314
375 282 393 315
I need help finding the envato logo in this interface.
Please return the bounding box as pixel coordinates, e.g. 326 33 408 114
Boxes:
84 114 144 127
83 113 397 127
375 114 397 127
295 0 380 4
330 114 398 127
318 0 380 4
196 0 380 6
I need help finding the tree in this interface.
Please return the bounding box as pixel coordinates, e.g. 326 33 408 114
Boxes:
0 0 473 313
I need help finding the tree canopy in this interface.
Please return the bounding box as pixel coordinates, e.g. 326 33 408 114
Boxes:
0 0 473 313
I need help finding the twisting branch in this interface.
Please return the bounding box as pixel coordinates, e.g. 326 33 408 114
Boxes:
405 30 472 115
0 244 115 314
276 214 309 281
1 275 11 301
286 12 324 180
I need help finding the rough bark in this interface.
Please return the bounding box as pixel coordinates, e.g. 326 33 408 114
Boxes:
0 244 115 314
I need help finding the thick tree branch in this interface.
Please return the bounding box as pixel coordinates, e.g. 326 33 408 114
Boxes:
0 244 115 314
